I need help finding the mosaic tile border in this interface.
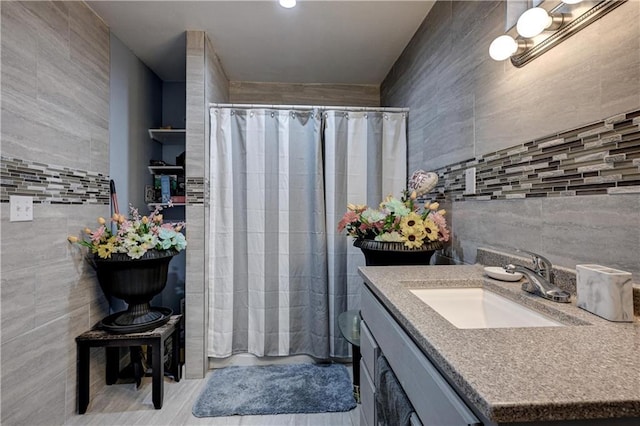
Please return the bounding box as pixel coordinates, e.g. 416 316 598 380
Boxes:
186 177 205 204
0 156 110 205
1 154 204 206
430 109 640 202
4 108 637 206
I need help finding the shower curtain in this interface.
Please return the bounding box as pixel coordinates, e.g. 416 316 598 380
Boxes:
324 110 407 356
208 106 406 359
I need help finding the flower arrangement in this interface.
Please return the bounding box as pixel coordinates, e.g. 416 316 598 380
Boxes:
67 205 186 260
337 170 449 249
337 191 449 249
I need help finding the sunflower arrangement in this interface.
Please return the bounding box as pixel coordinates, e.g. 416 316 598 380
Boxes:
337 189 450 249
67 205 186 260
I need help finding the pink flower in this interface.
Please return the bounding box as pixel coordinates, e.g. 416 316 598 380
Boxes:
429 211 446 227
91 225 106 242
337 211 358 232
429 212 450 242
117 221 132 236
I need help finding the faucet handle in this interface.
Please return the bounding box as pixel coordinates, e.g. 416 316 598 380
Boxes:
503 264 517 273
516 250 552 281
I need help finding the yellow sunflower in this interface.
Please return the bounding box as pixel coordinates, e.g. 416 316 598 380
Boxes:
400 213 427 249
423 219 440 242
400 212 424 234
97 244 114 259
401 228 426 249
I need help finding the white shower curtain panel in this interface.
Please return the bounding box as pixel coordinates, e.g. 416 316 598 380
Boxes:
324 110 407 356
208 107 406 359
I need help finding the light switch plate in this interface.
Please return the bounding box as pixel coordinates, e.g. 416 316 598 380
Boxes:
10 195 33 222
464 167 476 195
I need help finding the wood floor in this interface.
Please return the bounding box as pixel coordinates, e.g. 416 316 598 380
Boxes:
65 367 360 426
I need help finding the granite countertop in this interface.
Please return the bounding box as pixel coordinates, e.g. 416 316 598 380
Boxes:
358 264 640 424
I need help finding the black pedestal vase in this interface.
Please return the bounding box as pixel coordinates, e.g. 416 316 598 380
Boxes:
354 239 443 266
94 249 177 333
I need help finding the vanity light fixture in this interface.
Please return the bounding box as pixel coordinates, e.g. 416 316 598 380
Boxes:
516 7 567 38
279 0 296 8
489 35 529 61
489 0 626 67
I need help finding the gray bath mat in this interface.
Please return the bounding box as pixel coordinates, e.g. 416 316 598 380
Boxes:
192 363 356 417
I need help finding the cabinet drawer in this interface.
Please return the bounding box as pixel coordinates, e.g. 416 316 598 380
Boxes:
361 286 481 426
360 358 376 426
360 320 379 380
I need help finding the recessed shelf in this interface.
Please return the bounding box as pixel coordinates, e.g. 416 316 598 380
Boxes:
148 165 184 174
147 129 185 211
147 202 186 210
148 129 185 145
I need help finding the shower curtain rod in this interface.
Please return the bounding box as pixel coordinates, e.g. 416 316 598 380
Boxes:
209 103 409 113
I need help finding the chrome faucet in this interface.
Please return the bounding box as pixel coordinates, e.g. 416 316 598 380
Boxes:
504 250 571 303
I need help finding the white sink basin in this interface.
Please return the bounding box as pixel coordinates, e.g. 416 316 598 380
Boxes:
410 288 563 329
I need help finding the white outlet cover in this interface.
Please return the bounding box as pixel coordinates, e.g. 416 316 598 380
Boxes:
10 195 33 222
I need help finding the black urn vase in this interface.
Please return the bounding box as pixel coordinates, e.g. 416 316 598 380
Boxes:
94 249 177 332
354 239 443 266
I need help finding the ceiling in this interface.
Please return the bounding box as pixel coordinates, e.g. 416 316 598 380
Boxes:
86 1 435 84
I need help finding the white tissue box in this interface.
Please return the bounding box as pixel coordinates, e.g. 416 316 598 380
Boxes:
576 264 633 322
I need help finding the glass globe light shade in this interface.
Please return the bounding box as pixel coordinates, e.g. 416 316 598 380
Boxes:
489 35 519 61
562 0 583 4
279 0 297 8
517 7 552 38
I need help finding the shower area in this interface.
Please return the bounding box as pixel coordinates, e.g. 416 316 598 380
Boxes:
205 104 407 364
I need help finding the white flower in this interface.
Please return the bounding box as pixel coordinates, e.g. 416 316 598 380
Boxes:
382 197 410 217
375 232 404 242
361 208 386 223
124 232 140 247
127 244 147 259
140 233 158 247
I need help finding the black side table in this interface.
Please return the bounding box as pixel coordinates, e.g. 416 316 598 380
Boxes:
75 315 182 413
338 309 361 402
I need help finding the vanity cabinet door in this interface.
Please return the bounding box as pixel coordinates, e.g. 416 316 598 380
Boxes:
361 286 481 426
360 358 376 426
360 321 378 426
360 320 379 379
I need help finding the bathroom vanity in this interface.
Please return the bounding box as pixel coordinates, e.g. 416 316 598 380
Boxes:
359 265 640 426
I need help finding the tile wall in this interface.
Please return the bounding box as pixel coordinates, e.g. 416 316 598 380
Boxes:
185 30 207 380
184 31 230 379
1 1 111 423
382 0 640 277
382 0 640 173
1 156 110 204
229 81 380 107
432 111 640 202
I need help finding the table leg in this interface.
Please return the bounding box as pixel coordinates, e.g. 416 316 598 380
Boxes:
77 344 90 414
353 344 361 389
172 329 181 382
106 347 119 385
151 338 164 409
130 346 144 388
